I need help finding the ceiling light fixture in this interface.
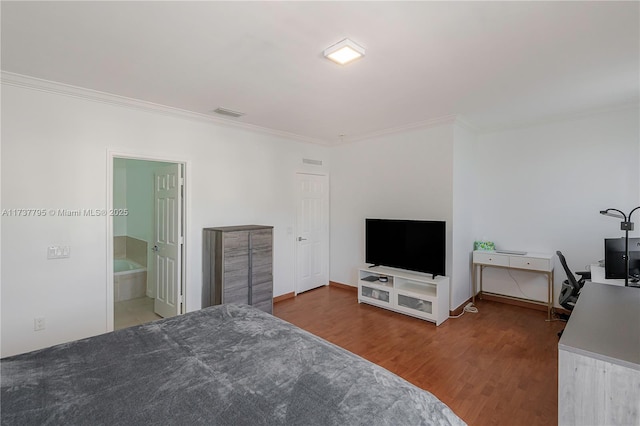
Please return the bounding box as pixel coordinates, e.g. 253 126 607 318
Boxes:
323 38 365 65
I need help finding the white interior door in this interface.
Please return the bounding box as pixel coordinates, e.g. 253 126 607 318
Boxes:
153 163 183 318
295 173 329 294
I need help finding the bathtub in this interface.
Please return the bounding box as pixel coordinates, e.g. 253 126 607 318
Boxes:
114 259 147 302
114 258 145 274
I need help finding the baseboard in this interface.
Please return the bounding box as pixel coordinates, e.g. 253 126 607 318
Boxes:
444 293 566 317
274 282 356 304
280 285 562 315
479 292 547 312
273 292 295 303
329 281 357 292
554 306 571 317
450 297 473 316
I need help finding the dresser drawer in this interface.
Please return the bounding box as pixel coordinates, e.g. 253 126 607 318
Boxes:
509 256 551 271
473 252 509 267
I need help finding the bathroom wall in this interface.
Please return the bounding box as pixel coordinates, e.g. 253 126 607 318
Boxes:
113 158 173 296
124 159 173 246
125 237 147 268
113 236 146 265
114 236 126 259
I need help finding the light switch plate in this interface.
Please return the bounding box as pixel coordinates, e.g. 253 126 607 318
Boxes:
47 245 70 259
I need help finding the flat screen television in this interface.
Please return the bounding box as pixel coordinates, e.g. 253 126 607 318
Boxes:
604 237 640 280
365 218 446 277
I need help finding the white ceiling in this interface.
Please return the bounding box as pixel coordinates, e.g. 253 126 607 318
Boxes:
2 1 638 145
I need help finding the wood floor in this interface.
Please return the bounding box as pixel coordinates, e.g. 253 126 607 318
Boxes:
274 285 565 426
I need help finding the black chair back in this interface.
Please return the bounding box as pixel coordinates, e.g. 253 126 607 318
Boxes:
556 250 581 293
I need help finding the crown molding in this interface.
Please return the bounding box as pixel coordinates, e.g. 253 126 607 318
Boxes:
7 71 630 145
339 114 460 145
476 101 640 135
0 71 329 146
452 115 481 133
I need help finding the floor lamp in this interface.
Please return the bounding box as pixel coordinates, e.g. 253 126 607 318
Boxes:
600 206 640 287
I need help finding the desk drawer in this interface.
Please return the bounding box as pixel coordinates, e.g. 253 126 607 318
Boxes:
473 252 509 267
509 256 550 272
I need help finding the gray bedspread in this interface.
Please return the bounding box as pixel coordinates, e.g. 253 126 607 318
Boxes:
1 304 465 425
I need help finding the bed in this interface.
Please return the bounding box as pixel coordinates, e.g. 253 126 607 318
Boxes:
1 304 465 425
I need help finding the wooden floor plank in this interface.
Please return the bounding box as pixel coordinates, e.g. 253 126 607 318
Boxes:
274 285 564 426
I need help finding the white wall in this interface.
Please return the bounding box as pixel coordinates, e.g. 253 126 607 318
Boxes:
473 107 640 303
0 81 329 357
329 107 640 313
2 75 638 357
329 123 455 293
451 122 477 309
113 159 127 236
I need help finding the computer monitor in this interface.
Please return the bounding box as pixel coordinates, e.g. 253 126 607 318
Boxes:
604 237 640 280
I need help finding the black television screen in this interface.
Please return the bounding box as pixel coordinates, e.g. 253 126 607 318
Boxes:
604 237 640 280
365 219 446 277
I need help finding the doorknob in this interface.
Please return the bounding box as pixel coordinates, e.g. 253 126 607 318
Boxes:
152 245 159 252
297 237 307 241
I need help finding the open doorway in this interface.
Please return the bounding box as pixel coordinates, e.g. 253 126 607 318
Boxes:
109 156 186 331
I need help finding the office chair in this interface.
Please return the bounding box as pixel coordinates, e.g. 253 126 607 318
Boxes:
556 251 591 312
556 251 592 338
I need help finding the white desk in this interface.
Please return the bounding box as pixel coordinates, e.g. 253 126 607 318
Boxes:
590 264 626 286
472 250 555 320
558 282 640 425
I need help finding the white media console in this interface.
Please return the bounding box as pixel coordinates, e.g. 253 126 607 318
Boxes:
357 266 450 326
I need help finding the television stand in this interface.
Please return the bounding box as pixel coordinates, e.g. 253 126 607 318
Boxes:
357 266 450 326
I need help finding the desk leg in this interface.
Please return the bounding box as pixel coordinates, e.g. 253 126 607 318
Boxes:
551 270 555 320
547 270 554 321
472 264 476 304
479 265 484 300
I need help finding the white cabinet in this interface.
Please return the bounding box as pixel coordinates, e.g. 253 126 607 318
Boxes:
358 266 450 326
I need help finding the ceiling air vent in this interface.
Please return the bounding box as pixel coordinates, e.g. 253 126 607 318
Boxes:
213 107 245 118
303 158 323 166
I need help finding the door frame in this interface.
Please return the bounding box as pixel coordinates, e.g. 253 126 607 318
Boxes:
106 150 189 331
294 172 330 295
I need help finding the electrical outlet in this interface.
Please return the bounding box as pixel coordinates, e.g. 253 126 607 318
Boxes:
34 317 45 331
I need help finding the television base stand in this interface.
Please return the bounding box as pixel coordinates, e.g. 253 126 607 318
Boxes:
357 266 450 326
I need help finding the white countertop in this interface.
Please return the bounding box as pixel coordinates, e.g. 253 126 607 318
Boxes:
590 264 626 286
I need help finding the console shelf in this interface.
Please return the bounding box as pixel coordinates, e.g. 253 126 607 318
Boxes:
358 266 450 326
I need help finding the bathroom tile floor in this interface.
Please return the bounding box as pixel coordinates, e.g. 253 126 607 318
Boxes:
114 296 162 330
